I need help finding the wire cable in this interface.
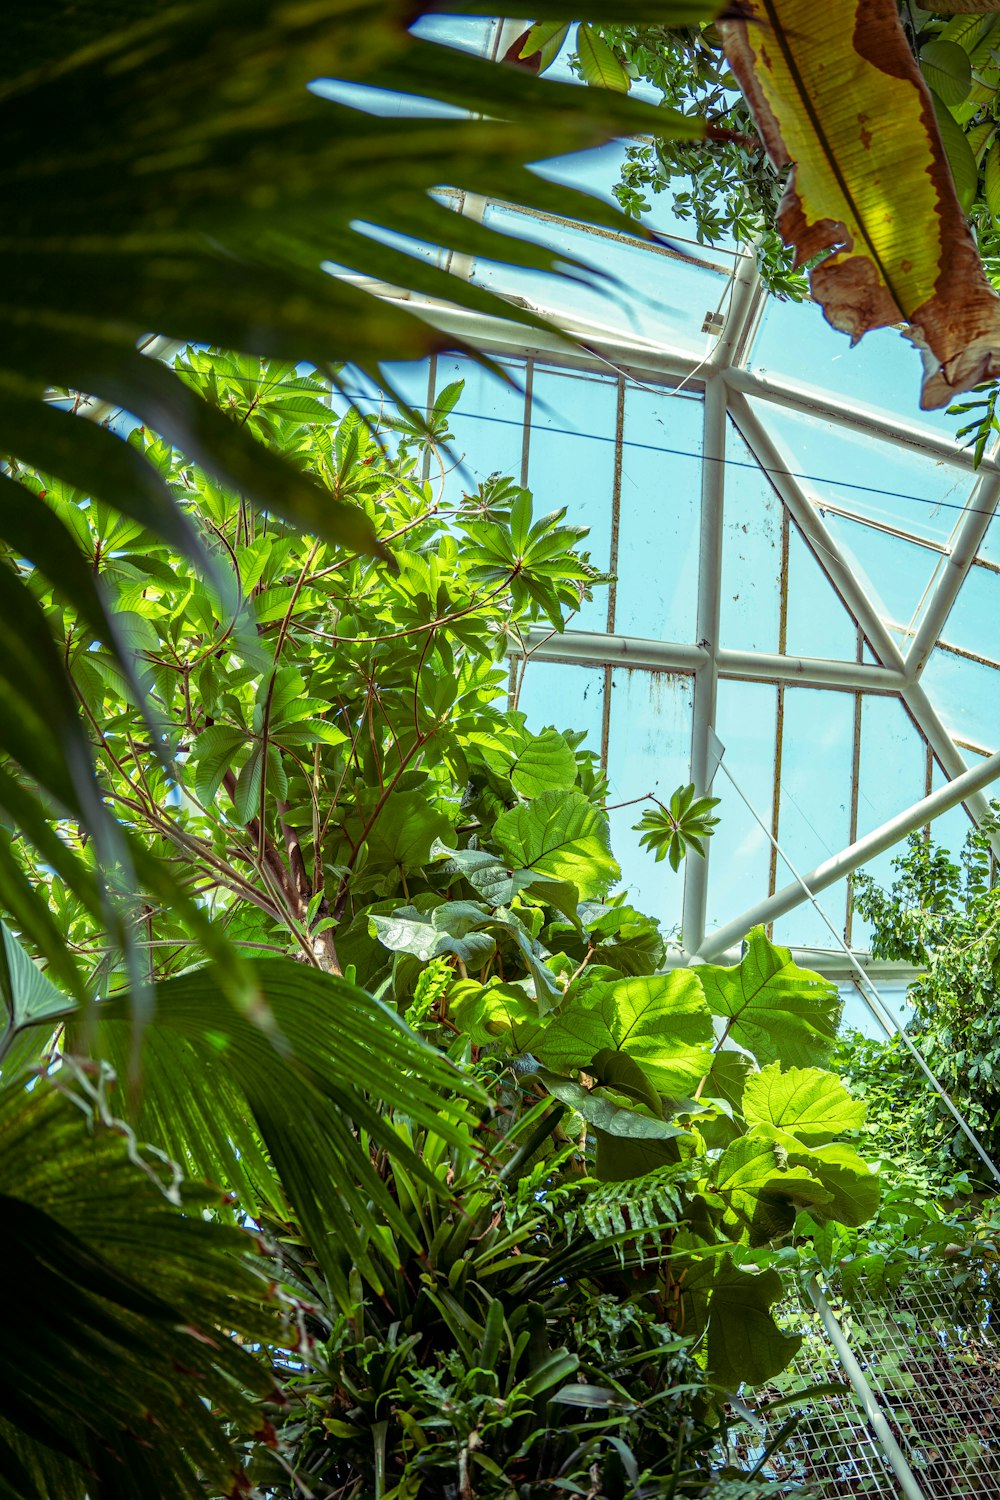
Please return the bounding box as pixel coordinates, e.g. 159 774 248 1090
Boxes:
714 755 1000 1190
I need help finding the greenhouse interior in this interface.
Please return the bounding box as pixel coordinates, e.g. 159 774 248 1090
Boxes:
8 2 1000 1498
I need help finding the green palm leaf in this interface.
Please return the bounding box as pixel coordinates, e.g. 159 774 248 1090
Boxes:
0 1070 284 1500
2 938 484 1305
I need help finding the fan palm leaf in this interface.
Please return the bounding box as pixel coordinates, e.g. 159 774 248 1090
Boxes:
2 921 484 1305
0 1068 286 1500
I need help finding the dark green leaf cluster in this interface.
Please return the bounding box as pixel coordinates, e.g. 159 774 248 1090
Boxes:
0 1066 286 1499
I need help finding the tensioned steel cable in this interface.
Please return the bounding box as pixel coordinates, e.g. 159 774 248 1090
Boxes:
714 756 1000 1189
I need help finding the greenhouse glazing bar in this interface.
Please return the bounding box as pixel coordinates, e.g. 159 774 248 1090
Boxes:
376 262 1000 939
906 469 1000 675
683 372 726 955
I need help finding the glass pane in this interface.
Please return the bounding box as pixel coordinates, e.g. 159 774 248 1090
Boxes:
707 681 778 942
719 421 782 653
614 386 703 640
772 688 855 948
472 203 732 354
749 294 960 438
526 365 618 631
605 668 693 935
931 556 1000 663
432 354 527 502
750 398 973 547
921 648 1000 752
784 523 859 661
514 659 605 758
850 696 928 952
534 140 746 247
823 513 941 637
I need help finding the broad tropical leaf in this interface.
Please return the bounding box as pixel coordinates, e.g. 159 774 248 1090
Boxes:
712 1131 834 1244
706 1257 803 1390
696 927 841 1068
0 1071 283 1500
493 788 620 898
720 0 1000 408
742 1061 867 1141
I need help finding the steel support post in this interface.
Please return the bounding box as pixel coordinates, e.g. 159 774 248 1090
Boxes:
678 259 765 955
694 746 1000 960
726 388 1000 844
805 1279 928 1500
683 375 727 955
907 470 1000 678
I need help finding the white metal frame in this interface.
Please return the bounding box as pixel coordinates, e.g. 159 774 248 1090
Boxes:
366 231 1000 961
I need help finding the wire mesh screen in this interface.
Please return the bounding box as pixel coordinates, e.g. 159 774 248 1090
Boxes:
728 1293 901 1497
843 1267 1000 1495
730 1264 1000 1497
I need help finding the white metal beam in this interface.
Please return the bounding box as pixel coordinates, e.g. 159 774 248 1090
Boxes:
664 946 923 985
724 363 987 476
726 389 1000 844
515 627 907 690
694 747 1000 960
906 470 1000 678
683 375 727 955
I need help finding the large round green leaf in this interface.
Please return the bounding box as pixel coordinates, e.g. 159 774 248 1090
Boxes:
493 789 620 899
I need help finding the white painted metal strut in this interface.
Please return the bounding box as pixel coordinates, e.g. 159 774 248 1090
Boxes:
683 374 726 955
805 1279 928 1500
683 253 764 954
907 470 1000 678
695 745 1000 960
726 388 1000 849
517 627 908 690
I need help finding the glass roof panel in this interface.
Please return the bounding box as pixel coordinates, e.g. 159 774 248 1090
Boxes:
604 667 692 933
719 420 782 654
748 294 961 439
526 364 619 632
431 353 527 501
931 557 1000 664
749 398 974 546
614 385 702 640
771 687 855 948
784 523 860 661
849 696 929 951
920 649 1000 752
709 680 778 931
514 659 605 756
821 513 942 638
471 203 731 351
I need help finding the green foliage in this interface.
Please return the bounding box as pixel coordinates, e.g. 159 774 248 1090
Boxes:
0 1066 286 1498
851 823 1000 1180
254 1102 733 1498
0 0 711 967
5 355 882 1489
635 782 721 871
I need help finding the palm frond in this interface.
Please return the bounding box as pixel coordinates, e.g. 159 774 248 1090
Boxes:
38 956 487 1305
0 0 713 956
0 1068 285 1500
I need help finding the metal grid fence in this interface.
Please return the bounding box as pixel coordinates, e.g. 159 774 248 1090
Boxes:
731 1264 1000 1497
